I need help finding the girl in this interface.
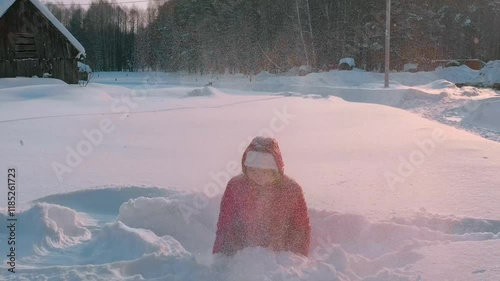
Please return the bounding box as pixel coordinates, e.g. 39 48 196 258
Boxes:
213 136 310 256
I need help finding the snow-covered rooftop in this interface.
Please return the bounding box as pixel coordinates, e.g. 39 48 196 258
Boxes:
0 0 86 58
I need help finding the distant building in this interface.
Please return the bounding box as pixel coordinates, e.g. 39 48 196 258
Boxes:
0 0 86 84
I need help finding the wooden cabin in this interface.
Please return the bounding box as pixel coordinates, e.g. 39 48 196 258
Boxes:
0 0 86 84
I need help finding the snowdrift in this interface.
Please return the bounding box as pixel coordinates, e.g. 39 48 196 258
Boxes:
186 86 215 97
0 77 67 90
3 186 500 280
0 203 92 257
471 60 500 86
461 99 500 132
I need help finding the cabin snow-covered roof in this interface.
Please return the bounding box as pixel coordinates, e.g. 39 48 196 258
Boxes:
0 0 86 58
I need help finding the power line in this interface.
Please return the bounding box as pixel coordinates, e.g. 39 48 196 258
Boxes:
45 0 164 6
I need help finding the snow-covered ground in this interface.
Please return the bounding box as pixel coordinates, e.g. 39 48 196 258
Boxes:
0 67 499 280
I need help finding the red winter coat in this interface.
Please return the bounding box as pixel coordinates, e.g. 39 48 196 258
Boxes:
213 137 311 256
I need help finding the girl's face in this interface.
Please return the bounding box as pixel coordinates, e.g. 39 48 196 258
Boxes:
246 167 277 186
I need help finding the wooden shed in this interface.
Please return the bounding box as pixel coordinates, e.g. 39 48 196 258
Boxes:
0 0 86 84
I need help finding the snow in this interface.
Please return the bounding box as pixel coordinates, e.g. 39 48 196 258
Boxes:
0 68 499 280
461 99 500 132
186 86 214 97
0 77 66 90
471 60 500 86
339 57 356 67
84 221 190 264
77 62 92 73
299 65 312 74
0 0 86 58
434 64 479 83
0 202 92 258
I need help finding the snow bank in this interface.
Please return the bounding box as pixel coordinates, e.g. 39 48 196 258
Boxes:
81 221 189 264
0 84 71 102
0 81 116 107
10 251 207 281
339 58 356 67
389 211 500 235
309 209 498 262
472 60 500 86
434 65 478 84
35 186 177 214
78 62 92 73
254 71 274 81
308 70 380 87
186 86 215 97
0 203 92 257
0 77 66 89
213 247 344 281
117 196 218 258
461 99 500 132
421 79 457 90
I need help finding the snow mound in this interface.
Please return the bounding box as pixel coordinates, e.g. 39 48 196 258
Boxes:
303 94 324 99
213 247 344 281
11 251 206 281
118 195 219 259
0 203 92 257
34 185 176 214
316 70 380 87
82 221 189 264
78 62 92 73
186 86 215 97
254 71 274 81
389 211 500 235
273 92 329 99
0 81 117 106
421 79 457 90
472 60 500 86
0 77 67 89
274 91 303 97
457 86 481 97
434 65 478 84
339 57 356 67
461 99 500 132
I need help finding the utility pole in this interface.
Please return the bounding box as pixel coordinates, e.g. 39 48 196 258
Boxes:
384 0 391 88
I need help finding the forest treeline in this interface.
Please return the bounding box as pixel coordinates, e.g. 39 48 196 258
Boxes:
47 0 500 73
